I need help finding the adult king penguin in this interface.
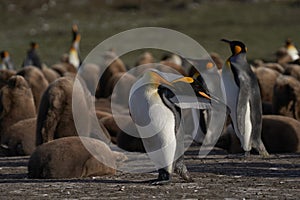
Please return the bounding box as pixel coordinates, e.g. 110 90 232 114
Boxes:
129 69 212 185
69 24 81 69
221 39 269 157
23 42 42 69
0 51 14 70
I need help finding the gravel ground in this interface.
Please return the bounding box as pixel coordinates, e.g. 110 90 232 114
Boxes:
0 146 299 200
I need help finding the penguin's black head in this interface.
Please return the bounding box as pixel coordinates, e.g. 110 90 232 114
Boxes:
221 39 247 56
0 51 9 59
285 38 293 46
30 42 39 49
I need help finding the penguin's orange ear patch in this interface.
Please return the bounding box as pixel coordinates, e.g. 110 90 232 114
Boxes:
3 51 9 57
234 45 242 55
206 62 214 69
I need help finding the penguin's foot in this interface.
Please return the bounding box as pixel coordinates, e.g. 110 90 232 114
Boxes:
244 151 251 157
259 150 270 158
150 169 171 185
226 153 248 159
174 159 193 182
253 141 270 158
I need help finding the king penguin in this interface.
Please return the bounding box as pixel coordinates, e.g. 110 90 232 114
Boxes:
22 42 42 69
129 69 213 185
285 38 299 61
221 39 269 157
69 25 81 69
0 51 14 70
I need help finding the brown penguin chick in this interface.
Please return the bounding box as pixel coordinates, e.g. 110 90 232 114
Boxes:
0 117 36 156
95 110 112 120
159 61 187 76
217 115 300 153
41 66 61 83
210 52 224 70
254 67 280 103
94 98 127 115
0 75 36 137
100 114 145 152
272 75 300 120
51 62 77 76
96 50 127 98
135 51 155 66
95 98 112 113
262 63 285 74
17 66 49 109
283 64 300 81
0 69 16 89
35 76 91 145
109 72 137 108
28 136 127 179
275 47 293 65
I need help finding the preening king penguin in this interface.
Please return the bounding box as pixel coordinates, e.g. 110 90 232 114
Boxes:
221 39 269 157
128 69 213 185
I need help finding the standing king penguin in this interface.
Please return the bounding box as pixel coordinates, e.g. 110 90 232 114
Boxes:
221 39 269 157
69 24 81 69
0 51 14 70
285 38 299 61
129 69 213 185
23 42 42 69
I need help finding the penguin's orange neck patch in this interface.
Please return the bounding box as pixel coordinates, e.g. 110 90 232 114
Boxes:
234 45 242 55
226 60 231 68
193 72 200 80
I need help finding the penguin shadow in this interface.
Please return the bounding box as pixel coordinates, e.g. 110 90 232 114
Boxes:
0 176 153 185
187 156 300 178
0 156 29 167
0 156 29 180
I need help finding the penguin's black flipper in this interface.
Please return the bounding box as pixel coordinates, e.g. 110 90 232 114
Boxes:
169 95 211 110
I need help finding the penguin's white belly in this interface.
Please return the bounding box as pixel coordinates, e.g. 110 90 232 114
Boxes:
69 53 80 69
288 47 300 61
130 88 177 171
142 94 176 170
222 69 253 151
243 100 252 151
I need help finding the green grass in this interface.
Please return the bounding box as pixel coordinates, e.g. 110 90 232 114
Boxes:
1 0 300 68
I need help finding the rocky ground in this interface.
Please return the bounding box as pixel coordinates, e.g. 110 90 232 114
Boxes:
0 146 299 199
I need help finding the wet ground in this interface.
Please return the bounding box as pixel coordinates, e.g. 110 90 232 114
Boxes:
0 146 299 199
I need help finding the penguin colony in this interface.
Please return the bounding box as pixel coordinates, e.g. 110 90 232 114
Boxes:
0 25 300 183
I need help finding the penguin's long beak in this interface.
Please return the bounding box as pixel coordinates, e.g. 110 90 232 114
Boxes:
221 39 231 44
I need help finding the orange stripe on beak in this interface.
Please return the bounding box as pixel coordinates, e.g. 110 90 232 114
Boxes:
199 91 211 99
